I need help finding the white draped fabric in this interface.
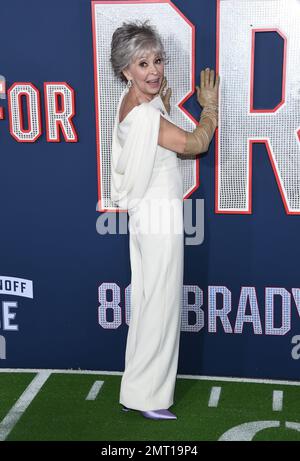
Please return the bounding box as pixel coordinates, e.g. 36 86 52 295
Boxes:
111 87 184 411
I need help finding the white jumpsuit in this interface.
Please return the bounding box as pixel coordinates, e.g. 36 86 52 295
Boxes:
111 87 184 411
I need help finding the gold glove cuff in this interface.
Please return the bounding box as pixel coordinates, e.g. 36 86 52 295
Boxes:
184 106 218 154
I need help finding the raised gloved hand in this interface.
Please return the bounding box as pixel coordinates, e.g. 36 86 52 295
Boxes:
184 68 220 154
196 68 219 110
159 77 172 115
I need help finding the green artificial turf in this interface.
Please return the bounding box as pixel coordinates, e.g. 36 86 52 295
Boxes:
0 372 299 441
0 373 36 421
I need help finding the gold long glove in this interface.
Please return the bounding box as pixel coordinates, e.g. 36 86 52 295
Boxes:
184 68 220 154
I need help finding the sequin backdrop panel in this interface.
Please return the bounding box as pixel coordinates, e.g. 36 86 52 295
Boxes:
217 0 300 214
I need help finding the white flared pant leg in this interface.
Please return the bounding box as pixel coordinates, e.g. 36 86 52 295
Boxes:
119 166 184 411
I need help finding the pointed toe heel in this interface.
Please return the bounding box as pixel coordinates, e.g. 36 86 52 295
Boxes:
122 405 131 412
140 409 177 420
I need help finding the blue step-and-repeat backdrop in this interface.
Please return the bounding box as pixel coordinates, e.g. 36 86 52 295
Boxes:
0 0 299 380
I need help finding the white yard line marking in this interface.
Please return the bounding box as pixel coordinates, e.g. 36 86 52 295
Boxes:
285 422 300 432
86 380 104 400
0 370 51 441
208 386 222 407
0 368 300 387
219 421 280 441
273 390 283 411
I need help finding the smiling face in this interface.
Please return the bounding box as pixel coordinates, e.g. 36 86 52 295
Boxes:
122 48 164 99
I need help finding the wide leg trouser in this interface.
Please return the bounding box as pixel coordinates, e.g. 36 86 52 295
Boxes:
119 166 184 411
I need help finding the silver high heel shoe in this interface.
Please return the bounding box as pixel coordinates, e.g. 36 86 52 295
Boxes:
122 405 131 412
122 405 177 420
141 409 177 420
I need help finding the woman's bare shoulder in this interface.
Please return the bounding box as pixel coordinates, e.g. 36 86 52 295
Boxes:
119 93 140 124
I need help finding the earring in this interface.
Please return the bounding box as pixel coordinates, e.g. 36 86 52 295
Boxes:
126 79 132 89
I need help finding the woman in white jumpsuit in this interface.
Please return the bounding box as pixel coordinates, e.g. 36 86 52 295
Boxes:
110 20 219 420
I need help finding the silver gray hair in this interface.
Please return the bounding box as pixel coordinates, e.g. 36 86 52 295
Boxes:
110 19 167 83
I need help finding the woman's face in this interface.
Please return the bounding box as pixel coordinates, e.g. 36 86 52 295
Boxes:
123 49 164 97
